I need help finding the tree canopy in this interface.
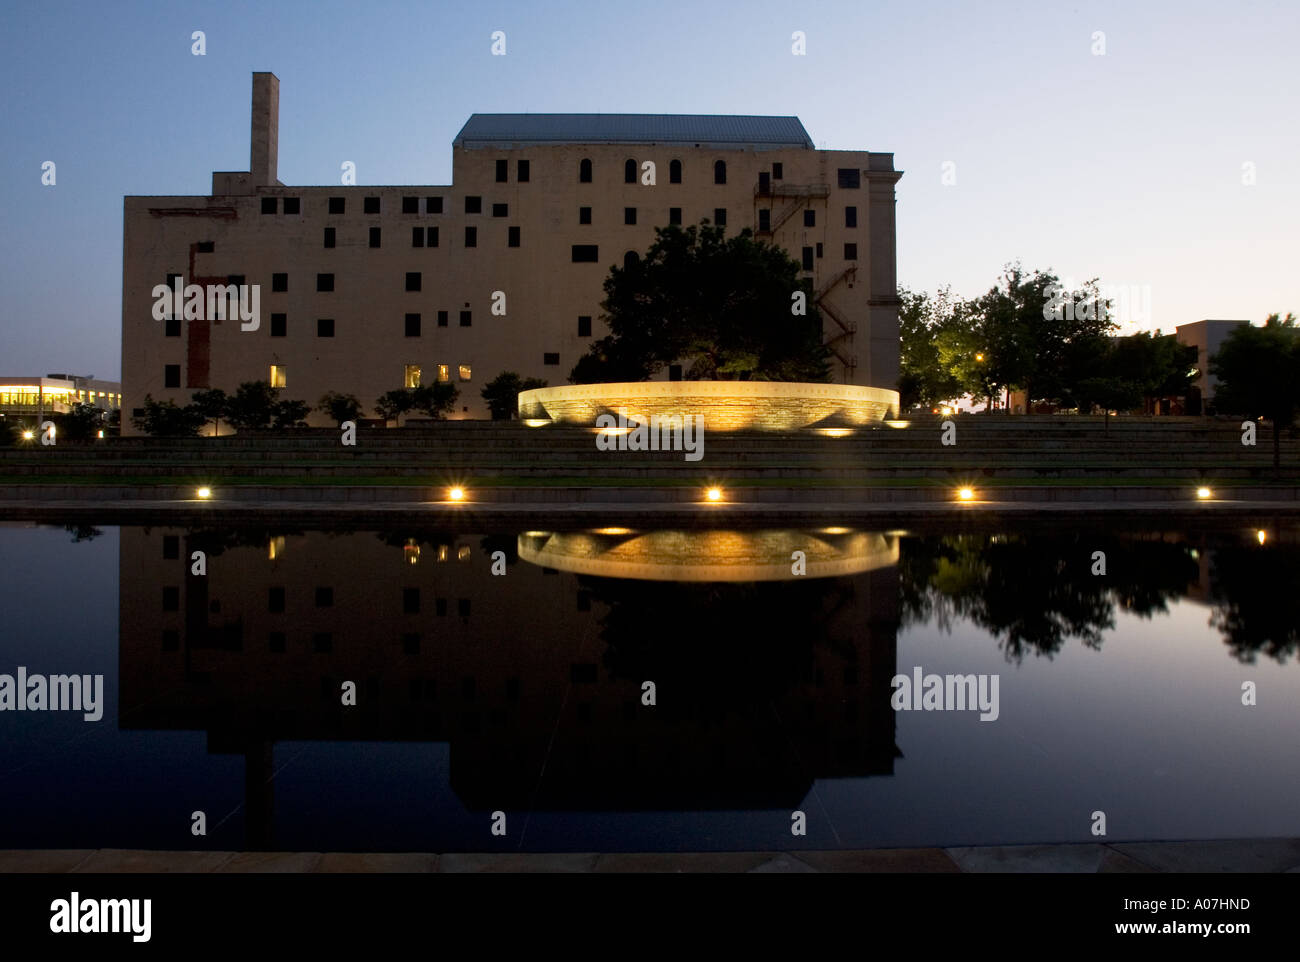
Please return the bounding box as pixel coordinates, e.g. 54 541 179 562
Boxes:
570 222 831 384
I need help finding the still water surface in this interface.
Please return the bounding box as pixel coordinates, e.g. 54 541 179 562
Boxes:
1 521 1297 852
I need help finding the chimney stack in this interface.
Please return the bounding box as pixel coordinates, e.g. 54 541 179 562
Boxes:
250 72 279 186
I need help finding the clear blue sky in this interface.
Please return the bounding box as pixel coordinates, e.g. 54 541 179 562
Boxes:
2 0 1297 379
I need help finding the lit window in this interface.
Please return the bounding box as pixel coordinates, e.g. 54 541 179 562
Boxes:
458 364 471 381
270 365 286 388
437 364 450 382
405 365 422 388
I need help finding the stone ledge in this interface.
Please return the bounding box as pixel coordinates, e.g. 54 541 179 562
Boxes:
4 840 1296 873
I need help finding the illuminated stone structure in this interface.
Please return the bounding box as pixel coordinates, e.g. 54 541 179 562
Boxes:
518 379 899 430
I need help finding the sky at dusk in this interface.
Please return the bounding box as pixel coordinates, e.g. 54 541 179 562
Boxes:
2 0 1297 379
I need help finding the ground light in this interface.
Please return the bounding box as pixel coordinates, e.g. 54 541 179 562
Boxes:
196 487 212 499
1257 529 1267 545
1196 487 1213 500
447 486 466 502
957 487 975 501
705 487 723 502
21 430 34 440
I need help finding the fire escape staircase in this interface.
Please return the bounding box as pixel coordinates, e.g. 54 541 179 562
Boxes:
753 183 830 236
816 266 858 374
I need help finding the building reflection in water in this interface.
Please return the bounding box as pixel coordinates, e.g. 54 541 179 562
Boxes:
119 527 902 850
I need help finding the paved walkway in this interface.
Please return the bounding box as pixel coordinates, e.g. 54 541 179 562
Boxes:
4 839 1299 872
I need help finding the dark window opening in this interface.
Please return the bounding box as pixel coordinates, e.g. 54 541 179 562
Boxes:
804 209 815 227
261 197 277 214
624 158 636 183
579 206 591 224
802 247 814 271
315 587 333 607
272 272 288 292
492 202 508 217
162 535 179 559
282 197 300 214
165 317 180 337
412 227 424 247
317 273 334 292
577 315 592 337
624 207 636 225
268 587 285 613
403 587 420 614
508 226 520 247
164 364 180 388
369 226 381 248
816 242 823 258
426 196 443 214
670 159 682 183
844 243 858 260
517 159 530 182
669 364 683 381
495 159 508 182
623 251 639 269
773 162 783 180
714 160 726 184
543 352 560 365
579 158 592 182
714 208 726 226
428 226 439 247
845 206 857 228
406 272 421 291
323 227 335 248
437 310 448 327
669 207 681 225
405 313 421 337
162 586 179 611
317 318 335 338
402 196 419 214
837 168 861 189
364 196 380 214
758 208 770 232
196 241 214 253
571 245 598 262
328 197 345 214
459 310 472 327
464 226 477 247
270 313 286 337
465 196 481 214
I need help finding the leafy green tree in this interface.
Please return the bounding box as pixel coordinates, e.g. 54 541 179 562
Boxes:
897 287 969 410
318 392 362 426
481 372 548 420
271 398 311 428
225 381 281 432
130 395 206 437
61 401 107 441
375 389 415 427
1210 313 1300 469
970 264 1116 413
410 382 459 420
189 388 229 437
571 222 830 383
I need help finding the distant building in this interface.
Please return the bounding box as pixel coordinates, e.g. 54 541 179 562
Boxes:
120 72 903 432
1175 319 1249 406
0 374 122 421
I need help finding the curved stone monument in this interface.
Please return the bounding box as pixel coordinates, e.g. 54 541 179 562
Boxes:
518 380 899 431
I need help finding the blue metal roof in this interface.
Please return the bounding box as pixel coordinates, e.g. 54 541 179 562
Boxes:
453 114 814 149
